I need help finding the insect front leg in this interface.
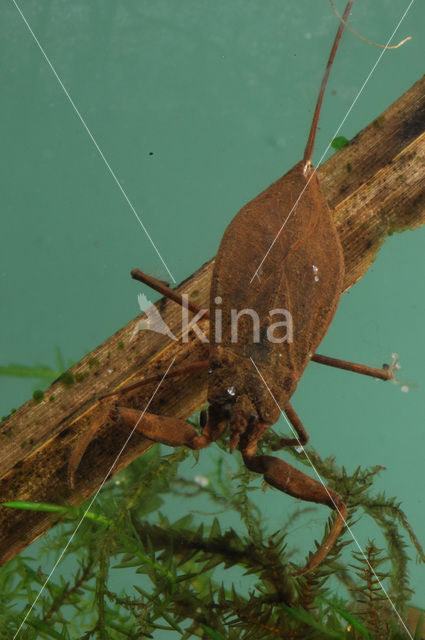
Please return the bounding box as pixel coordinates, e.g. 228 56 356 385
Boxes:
271 402 309 449
114 405 227 451
68 360 211 488
69 402 227 488
239 421 346 577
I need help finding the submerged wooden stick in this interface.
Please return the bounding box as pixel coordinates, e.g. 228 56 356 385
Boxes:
1 75 425 566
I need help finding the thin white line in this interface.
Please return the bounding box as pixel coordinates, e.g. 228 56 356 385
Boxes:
11 0 176 284
12 356 177 639
250 0 415 283
250 356 413 640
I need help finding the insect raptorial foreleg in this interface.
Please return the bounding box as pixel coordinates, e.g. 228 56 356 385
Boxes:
114 405 227 451
239 431 346 577
272 402 310 449
68 361 212 488
68 393 219 489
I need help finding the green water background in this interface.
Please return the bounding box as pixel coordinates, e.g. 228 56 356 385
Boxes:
1 0 425 629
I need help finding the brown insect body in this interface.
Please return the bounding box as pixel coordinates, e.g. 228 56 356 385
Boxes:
70 0 394 576
208 161 344 448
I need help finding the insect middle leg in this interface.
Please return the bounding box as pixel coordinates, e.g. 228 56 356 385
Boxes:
131 268 393 381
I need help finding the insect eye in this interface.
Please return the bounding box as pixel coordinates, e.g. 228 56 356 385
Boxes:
248 413 258 425
200 409 208 428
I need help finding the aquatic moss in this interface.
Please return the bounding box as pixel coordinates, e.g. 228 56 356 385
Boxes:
1 425 423 639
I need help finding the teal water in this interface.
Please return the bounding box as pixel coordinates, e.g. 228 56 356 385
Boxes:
1 0 425 633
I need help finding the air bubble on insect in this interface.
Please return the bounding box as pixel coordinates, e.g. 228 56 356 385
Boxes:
314 275 319 282
194 475 209 488
295 446 303 453
227 386 236 397
312 265 319 273
107 369 113 374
